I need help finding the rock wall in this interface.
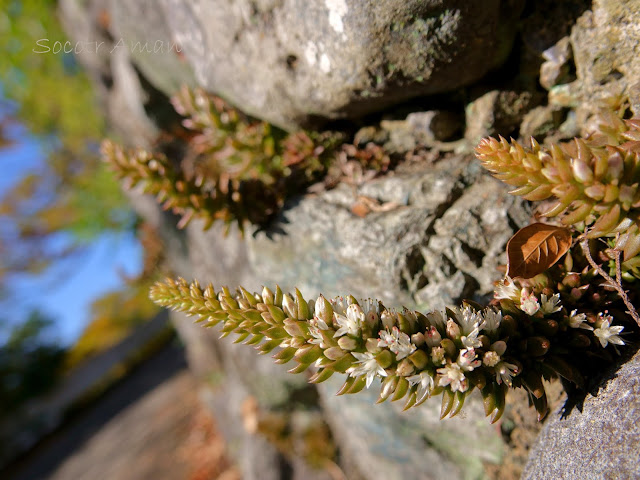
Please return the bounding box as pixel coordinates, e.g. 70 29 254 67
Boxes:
60 0 640 478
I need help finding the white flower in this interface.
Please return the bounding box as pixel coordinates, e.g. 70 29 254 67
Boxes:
347 352 387 388
519 289 540 315
457 348 481 372
461 326 482 349
407 372 435 403
360 298 380 328
483 351 500 367
431 346 445 366
330 295 355 316
494 361 519 387
334 304 364 337
540 293 562 315
593 313 625 348
568 310 592 330
308 324 325 346
378 326 416 360
495 276 520 301
451 305 484 335
482 308 502 333
437 363 468 392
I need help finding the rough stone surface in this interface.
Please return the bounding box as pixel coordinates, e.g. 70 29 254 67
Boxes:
549 0 640 123
248 156 529 311
465 90 541 145
318 376 503 480
539 36 574 90
523 350 640 479
109 0 196 96
155 0 515 129
406 110 462 144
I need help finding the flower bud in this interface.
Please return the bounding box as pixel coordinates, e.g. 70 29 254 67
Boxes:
536 319 559 337
366 337 381 354
446 319 461 340
396 359 415 377
526 336 551 356
282 294 297 319
337 336 357 351
491 340 507 356
411 332 425 346
380 376 398 400
283 319 303 337
425 326 442 347
324 346 345 360
262 287 274 305
562 273 581 288
381 309 396 330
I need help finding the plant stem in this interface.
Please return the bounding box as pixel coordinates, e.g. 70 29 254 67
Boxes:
580 238 640 327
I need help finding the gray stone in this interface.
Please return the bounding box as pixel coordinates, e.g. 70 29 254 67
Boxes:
523 350 640 479
248 156 528 311
416 170 530 308
519 105 562 140
539 36 574 90
157 0 515 129
465 90 540 146
564 0 640 125
318 375 503 480
406 110 462 144
109 0 196 96
379 120 418 154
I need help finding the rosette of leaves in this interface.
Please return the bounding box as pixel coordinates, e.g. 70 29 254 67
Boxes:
150 277 629 422
475 110 640 265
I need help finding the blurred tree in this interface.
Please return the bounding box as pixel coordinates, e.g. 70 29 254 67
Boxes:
0 0 160 369
64 281 160 370
0 311 67 416
0 0 136 286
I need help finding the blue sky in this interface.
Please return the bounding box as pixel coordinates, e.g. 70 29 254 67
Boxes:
1 106 143 345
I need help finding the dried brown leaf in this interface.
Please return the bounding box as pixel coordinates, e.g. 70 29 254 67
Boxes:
506 223 572 279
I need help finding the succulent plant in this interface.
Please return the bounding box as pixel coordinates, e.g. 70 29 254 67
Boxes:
104 86 397 233
476 115 640 262
101 140 277 232
150 277 630 422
